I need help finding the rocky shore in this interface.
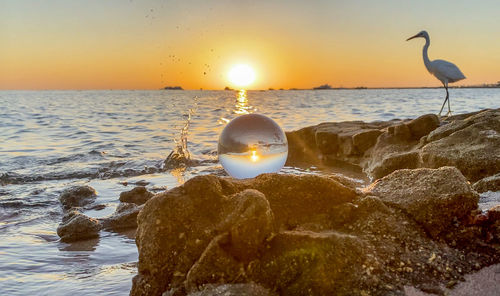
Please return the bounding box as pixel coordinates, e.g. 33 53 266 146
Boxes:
56 109 500 295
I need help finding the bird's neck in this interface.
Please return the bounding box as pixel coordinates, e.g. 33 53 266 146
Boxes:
422 36 432 72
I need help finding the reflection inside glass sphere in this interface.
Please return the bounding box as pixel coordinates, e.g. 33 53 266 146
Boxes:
218 113 288 179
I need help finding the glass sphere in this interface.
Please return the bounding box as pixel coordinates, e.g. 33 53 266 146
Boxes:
218 114 288 179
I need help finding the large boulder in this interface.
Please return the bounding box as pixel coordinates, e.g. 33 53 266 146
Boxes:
365 167 479 238
59 185 97 209
57 211 101 242
119 186 154 205
420 109 500 182
131 172 500 296
131 174 358 295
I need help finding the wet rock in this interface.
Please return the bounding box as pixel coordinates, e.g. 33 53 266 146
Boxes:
365 167 479 238
164 149 198 170
101 202 143 230
420 109 500 182
57 211 101 242
119 186 154 205
472 173 500 193
187 283 275 296
406 114 440 140
59 185 97 210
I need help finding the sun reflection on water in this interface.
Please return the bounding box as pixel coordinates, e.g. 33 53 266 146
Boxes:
234 89 253 115
218 89 256 125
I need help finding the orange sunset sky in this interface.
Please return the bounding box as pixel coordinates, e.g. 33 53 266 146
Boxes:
1 0 499 90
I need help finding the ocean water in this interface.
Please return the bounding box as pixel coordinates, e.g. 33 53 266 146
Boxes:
0 88 499 295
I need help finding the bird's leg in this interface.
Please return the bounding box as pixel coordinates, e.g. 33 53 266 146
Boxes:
438 85 449 117
446 88 452 116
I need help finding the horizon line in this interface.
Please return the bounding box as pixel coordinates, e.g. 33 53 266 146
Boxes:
1 85 499 91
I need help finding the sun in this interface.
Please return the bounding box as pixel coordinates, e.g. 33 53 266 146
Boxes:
227 64 256 88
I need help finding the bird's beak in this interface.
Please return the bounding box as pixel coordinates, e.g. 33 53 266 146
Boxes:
406 33 420 41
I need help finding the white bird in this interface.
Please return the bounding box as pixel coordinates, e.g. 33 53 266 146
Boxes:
407 30 466 117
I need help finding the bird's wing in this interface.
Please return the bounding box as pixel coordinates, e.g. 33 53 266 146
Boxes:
431 59 466 83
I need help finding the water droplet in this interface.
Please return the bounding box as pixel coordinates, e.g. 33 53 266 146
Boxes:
218 114 288 179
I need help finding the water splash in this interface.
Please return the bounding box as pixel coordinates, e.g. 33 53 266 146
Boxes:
164 98 198 170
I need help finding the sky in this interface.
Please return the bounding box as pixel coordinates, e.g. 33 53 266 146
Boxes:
1 0 499 90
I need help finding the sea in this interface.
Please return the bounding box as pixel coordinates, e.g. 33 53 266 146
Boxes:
0 88 499 295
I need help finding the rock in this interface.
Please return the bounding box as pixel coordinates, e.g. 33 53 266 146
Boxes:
131 174 358 295
352 129 382 153
286 120 397 166
391 123 412 140
285 126 318 165
339 134 356 155
472 173 500 193
248 230 370 295
249 174 357 229
365 167 479 238
184 234 243 292
420 109 500 182
368 151 420 180
131 175 237 296
285 109 500 185
488 205 500 222
184 189 273 291
315 126 339 154
59 185 97 210
101 202 143 230
57 211 101 242
119 186 154 205
220 189 273 260
187 283 275 296
131 172 500 296
364 128 420 180
406 114 440 140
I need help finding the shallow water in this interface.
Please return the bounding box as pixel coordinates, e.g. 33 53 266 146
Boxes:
1 88 499 295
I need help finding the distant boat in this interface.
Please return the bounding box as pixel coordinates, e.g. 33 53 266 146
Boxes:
313 84 333 90
163 86 183 90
